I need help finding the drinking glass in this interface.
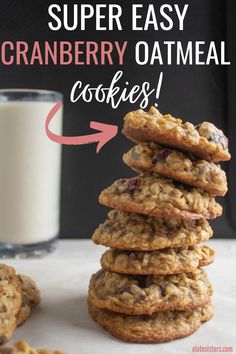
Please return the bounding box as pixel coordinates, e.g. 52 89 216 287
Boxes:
0 89 63 257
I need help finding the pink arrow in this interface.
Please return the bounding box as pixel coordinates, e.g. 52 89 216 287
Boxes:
45 102 118 153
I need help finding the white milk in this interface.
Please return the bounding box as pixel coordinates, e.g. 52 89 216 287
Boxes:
0 100 62 245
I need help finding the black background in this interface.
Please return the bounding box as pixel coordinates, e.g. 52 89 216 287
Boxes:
0 0 235 238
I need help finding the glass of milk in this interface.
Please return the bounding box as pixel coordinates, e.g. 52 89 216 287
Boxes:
0 89 63 258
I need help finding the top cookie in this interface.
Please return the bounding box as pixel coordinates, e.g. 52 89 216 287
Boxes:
123 142 227 196
122 107 230 163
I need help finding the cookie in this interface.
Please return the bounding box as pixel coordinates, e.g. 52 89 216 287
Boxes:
16 275 41 327
1 340 67 354
88 268 212 315
88 302 214 343
99 174 222 219
100 245 215 275
123 142 227 196
0 264 22 346
122 106 230 163
92 210 213 251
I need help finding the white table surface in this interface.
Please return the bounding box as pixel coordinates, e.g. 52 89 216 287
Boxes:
3 239 236 354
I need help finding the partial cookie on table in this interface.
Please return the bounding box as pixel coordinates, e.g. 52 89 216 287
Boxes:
123 142 228 196
88 302 214 343
122 106 230 163
92 210 213 250
0 265 22 346
0 340 68 354
88 269 213 315
99 173 222 220
0 264 41 347
101 245 215 275
17 275 41 327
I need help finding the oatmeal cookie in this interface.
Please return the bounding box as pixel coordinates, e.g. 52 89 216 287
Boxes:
92 210 213 250
122 106 230 163
88 302 214 343
88 269 212 315
17 275 41 327
0 340 67 353
99 174 222 219
0 264 22 346
100 245 215 275
123 142 227 196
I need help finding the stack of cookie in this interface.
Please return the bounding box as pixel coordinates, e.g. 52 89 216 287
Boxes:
88 107 230 343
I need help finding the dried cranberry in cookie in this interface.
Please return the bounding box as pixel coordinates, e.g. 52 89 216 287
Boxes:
196 122 228 150
152 148 172 164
